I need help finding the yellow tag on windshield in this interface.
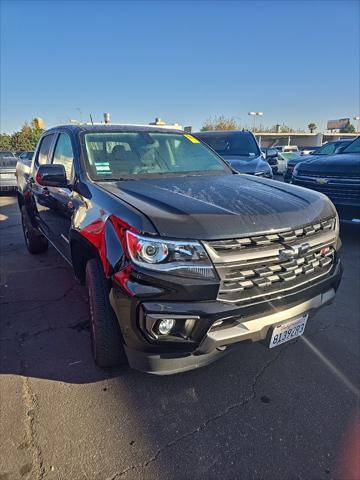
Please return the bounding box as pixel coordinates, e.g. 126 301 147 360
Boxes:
184 134 200 144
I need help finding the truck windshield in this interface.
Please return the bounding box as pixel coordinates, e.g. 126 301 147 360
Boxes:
315 141 348 155
84 131 228 180
341 137 360 154
196 132 260 158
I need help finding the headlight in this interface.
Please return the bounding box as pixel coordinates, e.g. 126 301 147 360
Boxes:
334 212 340 237
126 231 216 280
255 167 272 178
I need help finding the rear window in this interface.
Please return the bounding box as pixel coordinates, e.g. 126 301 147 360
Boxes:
0 151 14 159
0 157 17 167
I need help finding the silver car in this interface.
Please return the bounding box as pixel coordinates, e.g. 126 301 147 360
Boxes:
0 151 18 190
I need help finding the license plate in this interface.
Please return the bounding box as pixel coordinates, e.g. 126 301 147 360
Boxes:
269 314 308 348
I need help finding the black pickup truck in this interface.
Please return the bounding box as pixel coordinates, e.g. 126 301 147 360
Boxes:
292 137 360 223
16 125 342 374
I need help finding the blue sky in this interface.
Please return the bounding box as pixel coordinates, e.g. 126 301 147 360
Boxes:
1 0 359 133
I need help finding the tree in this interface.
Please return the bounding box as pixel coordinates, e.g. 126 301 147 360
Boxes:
0 134 12 151
201 116 239 131
0 120 44 152
308 123 317 133
340 122 356 133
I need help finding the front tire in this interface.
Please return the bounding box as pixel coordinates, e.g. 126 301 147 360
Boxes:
86 258 127 368
21 206 48 254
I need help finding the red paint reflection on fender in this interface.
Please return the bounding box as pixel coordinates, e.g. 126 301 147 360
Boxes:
79 215 139 277
80 218 110 275
113 265 134 296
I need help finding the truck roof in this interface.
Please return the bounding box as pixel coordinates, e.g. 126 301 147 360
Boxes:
45 124 184 135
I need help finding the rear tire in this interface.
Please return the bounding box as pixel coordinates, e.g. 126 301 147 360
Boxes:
21 206 48 254
86 258 127 368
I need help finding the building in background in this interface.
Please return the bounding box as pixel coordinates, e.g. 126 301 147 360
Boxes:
149 117 183 130
255 132 358 148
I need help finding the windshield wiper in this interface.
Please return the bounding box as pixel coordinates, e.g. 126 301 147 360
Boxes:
98 177 136 182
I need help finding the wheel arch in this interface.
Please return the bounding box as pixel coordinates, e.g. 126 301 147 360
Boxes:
70 231 100 284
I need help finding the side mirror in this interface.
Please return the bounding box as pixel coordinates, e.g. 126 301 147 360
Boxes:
334 146 345 154
266 148 278 159
35 164 69 188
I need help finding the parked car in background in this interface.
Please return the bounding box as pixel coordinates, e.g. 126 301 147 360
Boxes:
0 151 17 191
18 152 34 165
0 151 14 158
274 145 299 153
195 130 273 178
299 146 320 156
276 152 299 174
263 148 279 174
16 124 342 374
284 139 353 183
292 136 360 222
18 151 34 162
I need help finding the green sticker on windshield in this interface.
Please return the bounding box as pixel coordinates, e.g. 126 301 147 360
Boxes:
95 162 111 172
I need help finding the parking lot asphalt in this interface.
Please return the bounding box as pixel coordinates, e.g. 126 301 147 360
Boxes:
0 190 359 480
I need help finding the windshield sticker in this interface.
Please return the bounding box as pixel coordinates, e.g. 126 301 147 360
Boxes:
184 134 200 144
95 162 111 172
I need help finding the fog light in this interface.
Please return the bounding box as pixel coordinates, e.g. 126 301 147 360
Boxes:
157 318 175 335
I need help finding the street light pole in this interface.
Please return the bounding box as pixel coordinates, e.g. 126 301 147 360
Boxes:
354 116 360 133
248 112 263 132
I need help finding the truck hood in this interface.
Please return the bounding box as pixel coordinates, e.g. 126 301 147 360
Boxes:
100 174 335 240
297 153 360 176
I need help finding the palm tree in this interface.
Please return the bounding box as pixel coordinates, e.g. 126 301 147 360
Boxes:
308 123 317 133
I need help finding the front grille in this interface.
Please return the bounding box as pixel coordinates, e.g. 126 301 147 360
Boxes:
208 218 334 253
203 218 337 304
298 171 360 179
295 181 360 202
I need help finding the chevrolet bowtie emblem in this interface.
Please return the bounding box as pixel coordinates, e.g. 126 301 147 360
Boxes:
316 178 329 184
279 243 310 261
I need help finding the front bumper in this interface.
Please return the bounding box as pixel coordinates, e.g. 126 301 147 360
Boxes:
124 287 336 375
111 260 342 375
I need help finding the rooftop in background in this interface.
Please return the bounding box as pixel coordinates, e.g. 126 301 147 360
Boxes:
254 132 358 148
148 117 183 130
254 132 358 137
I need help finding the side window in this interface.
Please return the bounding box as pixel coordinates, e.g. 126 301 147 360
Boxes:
37 134 55 165
52 133 74 180
319 143 338 155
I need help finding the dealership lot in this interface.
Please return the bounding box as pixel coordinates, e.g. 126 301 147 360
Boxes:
0 193 359 480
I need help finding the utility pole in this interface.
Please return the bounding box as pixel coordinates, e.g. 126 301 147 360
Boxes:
248 112 263 132
354 116 360 133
